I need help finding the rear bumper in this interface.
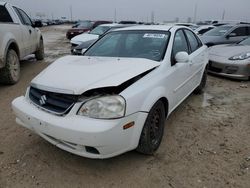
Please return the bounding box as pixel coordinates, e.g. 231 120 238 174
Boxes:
12 96 147 159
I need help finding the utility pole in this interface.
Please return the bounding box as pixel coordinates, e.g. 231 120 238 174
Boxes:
70 5 73 21
151 11 155 24
193 3 198 23
114 8 117 22
222 9 225 20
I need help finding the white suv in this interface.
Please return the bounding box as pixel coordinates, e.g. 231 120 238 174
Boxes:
0 2 44 84
12 25 208 159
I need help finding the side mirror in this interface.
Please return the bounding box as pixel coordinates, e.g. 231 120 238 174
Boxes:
175 52 189 63
32 21 42 28
226 33 236 38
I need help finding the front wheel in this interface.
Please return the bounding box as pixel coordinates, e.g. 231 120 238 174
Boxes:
0 49 20 85
136 100 165 155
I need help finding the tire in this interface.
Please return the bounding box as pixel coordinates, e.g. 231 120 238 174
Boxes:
35 39 44 60
0 49 20 85
194 70 207 95
136 100 165 155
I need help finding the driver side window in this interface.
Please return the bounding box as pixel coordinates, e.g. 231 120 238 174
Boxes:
171 30 189 66
231 27 247 36
14 7 32 26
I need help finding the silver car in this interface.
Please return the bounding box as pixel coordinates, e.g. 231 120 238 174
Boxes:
208 37 250 80
200 24 250 47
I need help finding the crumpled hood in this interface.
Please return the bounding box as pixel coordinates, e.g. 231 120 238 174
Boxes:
209 44 250 57
31 56 160 95
71 33 99 45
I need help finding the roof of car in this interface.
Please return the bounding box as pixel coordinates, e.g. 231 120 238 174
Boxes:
219 23 250 27
114 25 182 32
97 23 120 27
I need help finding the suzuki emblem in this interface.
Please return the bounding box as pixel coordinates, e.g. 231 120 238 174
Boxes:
39 95 47 105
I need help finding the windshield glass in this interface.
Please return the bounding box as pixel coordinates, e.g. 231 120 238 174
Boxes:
239 37 250 45
84 30 170 61
90 26 111 35
204 26 233 36
77 21 93 28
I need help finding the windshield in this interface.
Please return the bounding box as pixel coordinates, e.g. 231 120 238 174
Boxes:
204 26 233 36
77 21 93 28
90 26 111 35
239 37 250 45
84 30 170 62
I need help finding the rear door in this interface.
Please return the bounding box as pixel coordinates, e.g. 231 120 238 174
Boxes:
183 29 206 89
14 7 37 55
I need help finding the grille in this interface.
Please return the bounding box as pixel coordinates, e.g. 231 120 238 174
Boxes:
208 61 222 73
29 87 78 115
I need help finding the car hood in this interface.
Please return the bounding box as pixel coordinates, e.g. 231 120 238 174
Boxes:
67 28 89 33
209 44 250 57
76 39 96 50
71 33 99 44
31 56 160 95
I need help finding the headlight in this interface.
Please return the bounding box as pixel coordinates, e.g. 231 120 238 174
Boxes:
229 52 250 60
77 95 126 119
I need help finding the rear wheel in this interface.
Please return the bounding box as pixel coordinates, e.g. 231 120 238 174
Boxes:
194 70 207 95
35 39 44 60
0 49 20 85
136 100 165 155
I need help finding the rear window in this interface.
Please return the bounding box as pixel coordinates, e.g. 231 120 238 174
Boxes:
204 26 233 36
0 5 13 23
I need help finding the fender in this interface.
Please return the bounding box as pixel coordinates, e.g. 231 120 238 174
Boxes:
0 39 20 68
140 86 170 116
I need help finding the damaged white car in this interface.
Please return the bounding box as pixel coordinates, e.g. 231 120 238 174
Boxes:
12 25 208 159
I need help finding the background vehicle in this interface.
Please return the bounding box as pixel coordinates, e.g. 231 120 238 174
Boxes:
71 23 134 54
66 20 112 40
12 25 208 159
0 2 44 84
200 24 250 47
70 23 120 47
194 25 215 35
174 23 199 30
208 37 250 80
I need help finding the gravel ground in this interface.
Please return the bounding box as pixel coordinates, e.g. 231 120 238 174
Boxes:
0 25 249 188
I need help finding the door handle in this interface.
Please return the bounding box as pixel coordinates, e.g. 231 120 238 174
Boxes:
29 29 32 34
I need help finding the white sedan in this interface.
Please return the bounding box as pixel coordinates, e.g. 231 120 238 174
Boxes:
70 23 120 46
12 25 208 159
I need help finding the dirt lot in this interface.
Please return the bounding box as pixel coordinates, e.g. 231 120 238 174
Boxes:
0 25 249 188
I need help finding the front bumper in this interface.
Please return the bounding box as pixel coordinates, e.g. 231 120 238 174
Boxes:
12 96 148 159
208 56 250 80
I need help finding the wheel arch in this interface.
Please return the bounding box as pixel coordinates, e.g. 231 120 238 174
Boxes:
6 40 20 58
2 40 20 68
139 86 170 118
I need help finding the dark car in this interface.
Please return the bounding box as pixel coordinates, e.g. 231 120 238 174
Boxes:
66 20 112 40
119 21 137 24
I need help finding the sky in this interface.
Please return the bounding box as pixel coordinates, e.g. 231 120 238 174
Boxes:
3 0 250 23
